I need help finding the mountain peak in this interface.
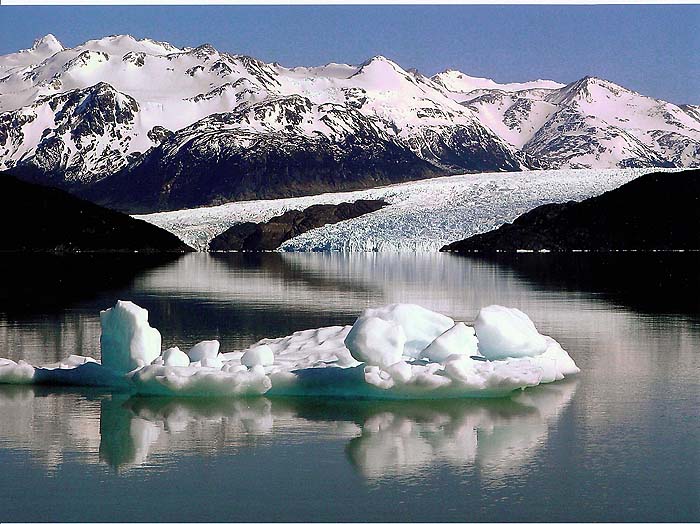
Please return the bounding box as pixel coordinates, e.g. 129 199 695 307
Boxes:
350 55 415 89
359 55 397 67
31 34 64 53
189 44 218 56
553 75 632 105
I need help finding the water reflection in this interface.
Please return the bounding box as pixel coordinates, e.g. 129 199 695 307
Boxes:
0 379 577 479
344 380 577 480
0 253 697 521
0 386 102 470
3 252 698 364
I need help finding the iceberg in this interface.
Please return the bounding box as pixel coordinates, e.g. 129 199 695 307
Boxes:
0 358 35 384
0 300 579 398
474 305 548 360
160 347 190 367
345 316 406 368
188 340 220 363
100 300 162 374
420 322 478 363
241 345 274 368
354 304 455 358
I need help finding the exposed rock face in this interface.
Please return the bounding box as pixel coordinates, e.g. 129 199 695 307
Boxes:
2 35 699 214
209 199 386 251
80 103 443 212
0 175 192 252
441 170 700 252
0 83 141 186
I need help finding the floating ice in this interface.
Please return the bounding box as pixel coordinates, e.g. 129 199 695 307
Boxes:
420 322 478 363
475 305 548 360
345 316 406 368
0 358 35 384
356 304 455 358
187 340 220 363
161 347 190 367
0 301 579 398
130 364 271 397
100 301 162 374
241 345 274 368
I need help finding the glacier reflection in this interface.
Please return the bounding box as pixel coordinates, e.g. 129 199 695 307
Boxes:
0 378 577 479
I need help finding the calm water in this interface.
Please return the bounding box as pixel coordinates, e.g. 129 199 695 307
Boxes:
0 252 698 522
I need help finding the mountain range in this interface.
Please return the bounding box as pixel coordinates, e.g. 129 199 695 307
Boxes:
1 34 698 212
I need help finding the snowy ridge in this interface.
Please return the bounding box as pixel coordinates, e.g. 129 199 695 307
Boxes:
433 69 565 97
463 76 700 168
0 34 697 194
136 167 670 251
0 35 524 186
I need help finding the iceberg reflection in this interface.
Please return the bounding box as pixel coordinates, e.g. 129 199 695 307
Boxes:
345 379 578 480
0 376 577 477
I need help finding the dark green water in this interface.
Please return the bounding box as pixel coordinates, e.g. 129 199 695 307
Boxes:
0 252 698 522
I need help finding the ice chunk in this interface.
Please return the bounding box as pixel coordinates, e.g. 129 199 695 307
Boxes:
364 365 395 390
345 316 406 368
443 355 542 392
0 355 125 388
354 304 454 358
241 345 274 368
421 322 478 363
100 300 162 374
247 325 357 371
528 336 580 382
130 364 271 397
474 305 547 360
188 340 220 362
34 361 127 388
385 361 413 385
0 358 35 384
201 356 225 369
162 347 190 367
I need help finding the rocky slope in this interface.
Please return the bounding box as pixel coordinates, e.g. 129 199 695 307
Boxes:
79 98 443 212
1 34 698 213
0 175 191 252
209 199 385 251
441 169 700 252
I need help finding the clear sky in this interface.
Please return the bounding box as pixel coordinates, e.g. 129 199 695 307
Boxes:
0 4 698 104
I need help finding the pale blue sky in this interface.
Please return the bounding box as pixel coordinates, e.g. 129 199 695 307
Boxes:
0 5 698 104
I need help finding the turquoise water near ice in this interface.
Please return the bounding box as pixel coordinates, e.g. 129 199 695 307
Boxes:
0 253 698 522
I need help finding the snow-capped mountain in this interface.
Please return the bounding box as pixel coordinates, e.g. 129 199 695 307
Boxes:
462 76 700 168
0 34 697 212
432 69 565 97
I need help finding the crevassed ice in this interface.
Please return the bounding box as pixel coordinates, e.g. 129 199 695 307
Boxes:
0 300 579 398
136 168 669 251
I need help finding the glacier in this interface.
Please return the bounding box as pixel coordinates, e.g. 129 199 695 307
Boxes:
135 167 677 251
0 300 579 399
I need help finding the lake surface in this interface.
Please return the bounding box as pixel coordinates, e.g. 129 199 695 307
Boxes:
0 252 698 522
